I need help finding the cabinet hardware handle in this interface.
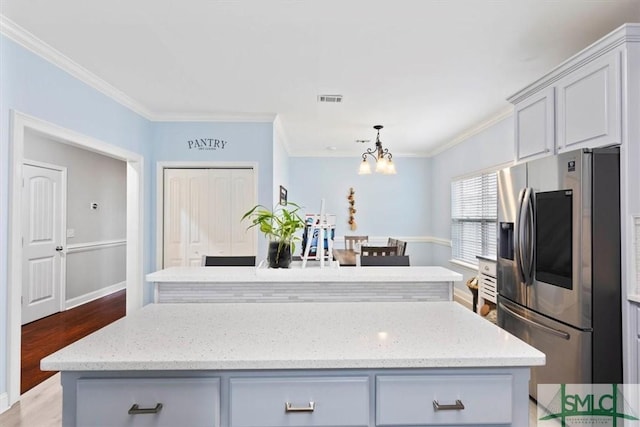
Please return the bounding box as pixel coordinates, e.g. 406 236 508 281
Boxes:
128 403 163 415
433 400 465 411
285 401 315 412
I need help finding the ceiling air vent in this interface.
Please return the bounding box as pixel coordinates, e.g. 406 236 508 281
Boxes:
317 94 343 103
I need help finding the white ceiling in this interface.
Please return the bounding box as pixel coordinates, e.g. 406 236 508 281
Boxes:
1 1 639 157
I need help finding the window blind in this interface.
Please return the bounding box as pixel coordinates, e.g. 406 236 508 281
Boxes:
451 172 497 265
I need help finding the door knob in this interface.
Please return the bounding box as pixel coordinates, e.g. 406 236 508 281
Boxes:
55 246 63 251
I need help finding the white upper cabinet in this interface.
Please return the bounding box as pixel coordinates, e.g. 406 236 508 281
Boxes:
556 52 621 152
514 87 555 162
509 26 628 162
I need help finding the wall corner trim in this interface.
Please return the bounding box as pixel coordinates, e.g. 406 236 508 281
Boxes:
0 392 9 415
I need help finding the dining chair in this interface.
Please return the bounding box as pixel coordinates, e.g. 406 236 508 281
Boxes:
360 246 398 256
396 240 407 256
387 238 407 256
360 255 410 266
344 235 369 250
202 256 256 266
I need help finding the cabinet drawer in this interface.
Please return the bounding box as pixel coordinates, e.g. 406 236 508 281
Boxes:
478 260 496 277
376 374 512 426
77 377 220 427
230 376 369 427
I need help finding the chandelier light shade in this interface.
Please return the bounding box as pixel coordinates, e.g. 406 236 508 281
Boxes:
358 125 397 175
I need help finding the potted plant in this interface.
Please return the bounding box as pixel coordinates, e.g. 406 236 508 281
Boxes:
242 202 306 268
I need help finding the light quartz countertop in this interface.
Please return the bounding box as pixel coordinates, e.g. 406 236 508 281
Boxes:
41 301 544 372
146 265 463 283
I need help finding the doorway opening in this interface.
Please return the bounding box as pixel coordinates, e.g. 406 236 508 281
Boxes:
7 111 144 406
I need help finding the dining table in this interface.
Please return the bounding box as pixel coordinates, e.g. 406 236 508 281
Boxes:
333 248 357 266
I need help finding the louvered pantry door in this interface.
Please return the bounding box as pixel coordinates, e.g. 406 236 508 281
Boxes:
163 168 256 267
163 169 210 267
208 169 255 256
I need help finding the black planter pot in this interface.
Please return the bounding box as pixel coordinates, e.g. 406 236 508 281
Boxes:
267 241 292 268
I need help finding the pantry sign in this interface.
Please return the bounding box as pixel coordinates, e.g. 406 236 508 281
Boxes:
187 138 229 151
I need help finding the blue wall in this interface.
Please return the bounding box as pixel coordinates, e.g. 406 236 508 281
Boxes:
150 121 274 268
289 156 433 265
0 34 153 400
430 116 514 291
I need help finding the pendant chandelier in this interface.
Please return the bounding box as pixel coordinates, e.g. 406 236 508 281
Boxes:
358 125 397 175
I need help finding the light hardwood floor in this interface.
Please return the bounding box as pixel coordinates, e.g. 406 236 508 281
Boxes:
0 373 62 427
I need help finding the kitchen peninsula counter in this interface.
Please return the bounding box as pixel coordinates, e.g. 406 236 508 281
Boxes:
43 301 544 426
147 265 463 303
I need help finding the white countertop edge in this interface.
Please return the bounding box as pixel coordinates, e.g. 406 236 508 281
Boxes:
42 356 545 372
628 294 640 303
146 266 463 283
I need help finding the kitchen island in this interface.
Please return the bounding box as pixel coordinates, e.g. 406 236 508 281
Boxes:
147 265 463 303
42 301 544 426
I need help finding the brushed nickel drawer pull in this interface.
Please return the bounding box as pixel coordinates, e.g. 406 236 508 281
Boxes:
433 400 465 411
128 403 163 415
285 401 315 412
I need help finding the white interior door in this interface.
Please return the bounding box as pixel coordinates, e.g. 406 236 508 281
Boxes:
230 169 256 255
163 169 210 267
163 168 256 267
22 163 65 325
208 169 232 255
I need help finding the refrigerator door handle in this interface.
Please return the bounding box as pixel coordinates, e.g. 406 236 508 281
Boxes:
524 188 535 282
515 189 527 282
499 301 570 340
516 188 531 285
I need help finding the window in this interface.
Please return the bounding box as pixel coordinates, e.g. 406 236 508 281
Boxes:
451 171 497 265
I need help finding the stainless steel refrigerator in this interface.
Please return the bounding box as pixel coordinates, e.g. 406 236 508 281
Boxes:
496 147 621 399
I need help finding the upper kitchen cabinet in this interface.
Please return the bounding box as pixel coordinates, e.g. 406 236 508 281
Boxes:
514 87 555 162
556 52 621 152
508 25 632 163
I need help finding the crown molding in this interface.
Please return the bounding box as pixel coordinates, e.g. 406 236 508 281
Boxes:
508 23 640 105
426 106 514 157
0 15 280 124
150 112 277 123
0 15 155 120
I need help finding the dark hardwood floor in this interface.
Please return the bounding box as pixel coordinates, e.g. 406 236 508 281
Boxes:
21 289 126 394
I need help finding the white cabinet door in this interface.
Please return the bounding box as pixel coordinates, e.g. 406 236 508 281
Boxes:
514 87 555 162
556 51 621 152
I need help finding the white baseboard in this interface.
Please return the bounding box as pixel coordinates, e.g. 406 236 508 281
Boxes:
0 392 9 415
65 281 125 310
453 287 473 310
